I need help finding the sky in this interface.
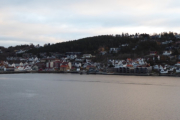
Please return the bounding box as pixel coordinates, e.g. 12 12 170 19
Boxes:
0 0 180 47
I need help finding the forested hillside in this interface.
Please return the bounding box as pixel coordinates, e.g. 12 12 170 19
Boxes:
28 35 166 55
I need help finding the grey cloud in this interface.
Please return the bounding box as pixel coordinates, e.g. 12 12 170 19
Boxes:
0 0 180 47
0 35 40 44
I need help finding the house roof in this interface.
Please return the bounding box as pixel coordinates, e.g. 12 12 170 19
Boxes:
53 61 63 63
127 58 132 61
63 62 68 64
6 67 14 68
86 65 95 67
127 64 133 67
61 65 68 68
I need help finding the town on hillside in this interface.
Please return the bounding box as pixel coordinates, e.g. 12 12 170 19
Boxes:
0 32 180 75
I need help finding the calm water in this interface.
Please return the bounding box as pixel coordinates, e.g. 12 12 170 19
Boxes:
0 74 180 120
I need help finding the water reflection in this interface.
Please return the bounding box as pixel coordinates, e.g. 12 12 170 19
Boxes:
0 74 180 120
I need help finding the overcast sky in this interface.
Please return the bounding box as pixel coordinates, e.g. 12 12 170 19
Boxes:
0 0 180 47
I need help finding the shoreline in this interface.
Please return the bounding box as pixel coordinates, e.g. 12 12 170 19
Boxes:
0 71 180 77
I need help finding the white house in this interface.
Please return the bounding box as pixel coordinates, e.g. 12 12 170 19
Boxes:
11 63 16 67
75 58 83 62
100 51 107 55
28 57 34 62
114 60 124 68
86 59 91 63
109 48 119 53
175 62 180 66
67 55 77 60
20 58 27 61
32 65 39 71
11 63 20 67
46 61 55 68
153 65 164 70
121 44 129 47
4 67 14 71
162 40 173 45
137 58 146 65
34 57 39 62
16 50 26 54
15 66 24 71
175 35 180 39
83 54 92 58
75 62 82 67
83 62 92 68
24 65 32 71
20 62 24 66
24 62 28 65
163 51 172 56
176 68 180 73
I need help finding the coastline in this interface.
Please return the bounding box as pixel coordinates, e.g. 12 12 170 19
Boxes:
0 71 180 77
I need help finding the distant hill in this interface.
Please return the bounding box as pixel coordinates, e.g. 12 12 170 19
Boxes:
27 35 167 56
1 33 179 61
27 35 140 54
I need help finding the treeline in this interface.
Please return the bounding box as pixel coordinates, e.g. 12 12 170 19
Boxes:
28 35 139 54
27 32 179 55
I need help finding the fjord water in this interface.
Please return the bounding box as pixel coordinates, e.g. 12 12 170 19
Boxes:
0 74 180 120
